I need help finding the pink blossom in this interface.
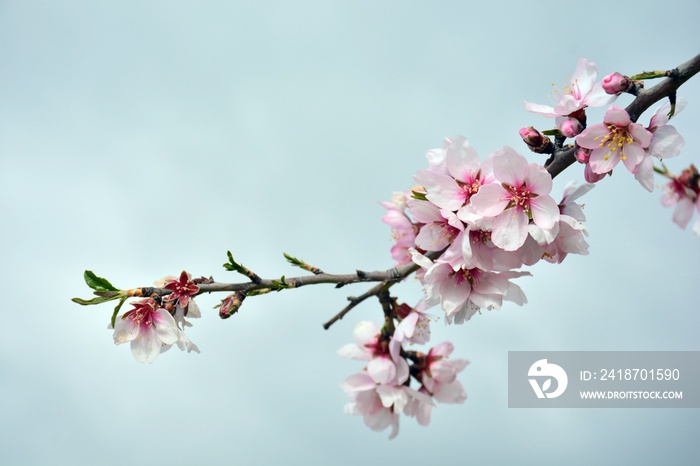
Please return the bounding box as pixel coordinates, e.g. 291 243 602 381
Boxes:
576 106 653 176
337 321 409 385
340 373 401 439
163 271 200 309
469 147 560 251
661 165 700 232
421 342 469 404
524 58 616 117
112 298 180 363
393 301 431 345
411 250 530 324
409 199 462 252
381 192 418 265
413 136 493 213
460 224 524 272
647 100 686 160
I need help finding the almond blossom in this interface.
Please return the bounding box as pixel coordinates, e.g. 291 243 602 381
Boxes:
163 270 200 309
419 342 469 405
411 249 530 324
646 100 686 161
412 135 494 214
661 164 700 234
469 147 560 251
112 298 180 363
393 301 431 346
576 106 653 177
337 321 409 385
340 372 401 439
524 58 616 118
381 192 418 266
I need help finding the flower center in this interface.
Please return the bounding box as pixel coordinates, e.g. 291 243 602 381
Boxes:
596 125 634 161
549 76 580 103
504 183 534 215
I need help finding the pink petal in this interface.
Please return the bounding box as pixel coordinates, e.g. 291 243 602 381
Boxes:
337 343 371 361
523 101 557 117
629 123 653 148
470 183 510 217
376 385 409 413
154 309 180 345
446 136 481 183
633 156 654 192
493 147 527 186
368 356 397 385
584 83 618 108
438 278 472 316
576 124 610 150
434 381 467 404
130 326 162 363
430 341 455 358
571 58 597 95
604 106 631 126
530 195 560 230
621 143 645 173
524 164 553 196
673 198 695 228
491 208 529 251
341 372 376 393
353 321 379 346
407 199 443 224
415 223 454 251
588 148 618 174
113 317 139 344
414 170 465 211
649 125 684 159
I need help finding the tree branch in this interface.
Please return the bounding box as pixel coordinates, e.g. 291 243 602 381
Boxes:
546 53 700 179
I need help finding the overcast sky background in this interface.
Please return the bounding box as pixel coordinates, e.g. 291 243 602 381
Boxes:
1 1 699 465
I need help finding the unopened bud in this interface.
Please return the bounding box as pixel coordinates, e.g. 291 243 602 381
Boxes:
217 291 246 319
560 118 583 138
601 72 632 95
519 127 554 154
575 147 590 164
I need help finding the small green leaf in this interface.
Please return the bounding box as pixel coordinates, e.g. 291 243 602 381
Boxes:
283 253 303 267
71 295 120 306
542 129 561 136
411 190 428 201
84 270 119 292
629 70 667 80
110 296 128 328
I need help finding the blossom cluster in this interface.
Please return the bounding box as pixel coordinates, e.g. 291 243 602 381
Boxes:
524 58 685 191
383 136 593 324
339 309 468 439
112 271 201 363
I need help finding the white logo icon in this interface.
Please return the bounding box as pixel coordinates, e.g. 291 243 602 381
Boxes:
528 359 568 399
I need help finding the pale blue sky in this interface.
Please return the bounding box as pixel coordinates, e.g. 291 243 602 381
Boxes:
1 1 700 465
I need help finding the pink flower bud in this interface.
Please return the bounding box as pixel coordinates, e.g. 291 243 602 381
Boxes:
560 118 583 138
575 147 590 164
519 127 554 154
601 72 631 95
218 291 246 319
519 127 543 146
